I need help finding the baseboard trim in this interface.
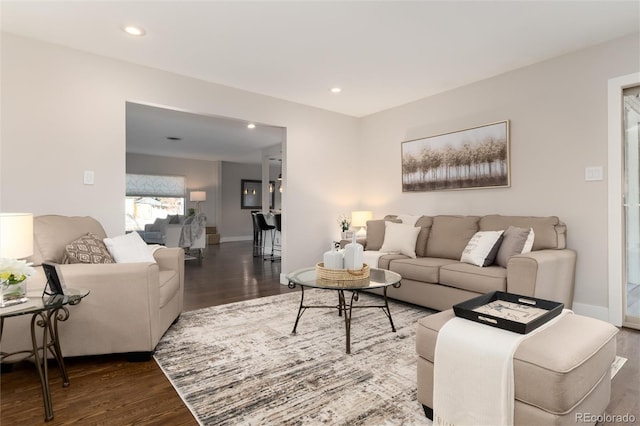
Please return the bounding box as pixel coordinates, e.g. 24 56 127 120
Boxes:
220 236 253 243
280 273 288 285
572 302 609 322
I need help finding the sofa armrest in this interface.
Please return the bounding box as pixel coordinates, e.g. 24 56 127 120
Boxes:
506 249 576 308
153 247 184 272
153 247 185 311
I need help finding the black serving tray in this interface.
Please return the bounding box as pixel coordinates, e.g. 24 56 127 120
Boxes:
453 291 564 334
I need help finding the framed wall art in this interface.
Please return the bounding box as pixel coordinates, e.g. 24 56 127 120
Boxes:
241 179 275 210
401 120 510 192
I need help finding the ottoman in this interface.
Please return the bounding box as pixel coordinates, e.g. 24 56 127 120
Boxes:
416 310 618 425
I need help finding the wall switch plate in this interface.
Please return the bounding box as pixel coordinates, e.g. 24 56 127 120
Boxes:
585 166 603 181
83 170 95 185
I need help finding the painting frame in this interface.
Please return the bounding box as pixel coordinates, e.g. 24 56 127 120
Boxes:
401 120 510 192
241 179 275 210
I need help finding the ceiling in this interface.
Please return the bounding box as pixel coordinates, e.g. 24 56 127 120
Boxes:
2 1 638 161
126 102 284 163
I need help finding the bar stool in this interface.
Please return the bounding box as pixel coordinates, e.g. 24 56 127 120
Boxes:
271 213 282 262
251 212 263 258
255 213 276 261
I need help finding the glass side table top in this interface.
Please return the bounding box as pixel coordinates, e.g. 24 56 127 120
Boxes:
286 267 401 290
0 288 90 318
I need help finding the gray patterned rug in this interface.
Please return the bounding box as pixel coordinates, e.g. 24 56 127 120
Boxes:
154 289 434 425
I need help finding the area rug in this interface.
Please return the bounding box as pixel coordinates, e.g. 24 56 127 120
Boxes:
154 292 628 426
154 290 433 425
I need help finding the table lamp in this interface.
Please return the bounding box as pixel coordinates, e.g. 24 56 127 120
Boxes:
0 213 34 307
351 210 373 238
0 213 34 259
190 191 206 214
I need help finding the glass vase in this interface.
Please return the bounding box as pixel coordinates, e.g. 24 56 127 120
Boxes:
0 279 28 307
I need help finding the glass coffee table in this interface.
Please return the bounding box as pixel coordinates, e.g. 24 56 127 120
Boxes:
286 267 402 354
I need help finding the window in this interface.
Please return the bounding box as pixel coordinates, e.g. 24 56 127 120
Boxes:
125 174 186 231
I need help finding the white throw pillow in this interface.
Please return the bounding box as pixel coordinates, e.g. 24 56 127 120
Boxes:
103 232 156 263
396 214 422 226
460 230 504 267
379 222 421 258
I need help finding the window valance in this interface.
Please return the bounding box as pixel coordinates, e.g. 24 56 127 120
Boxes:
126 174 185 197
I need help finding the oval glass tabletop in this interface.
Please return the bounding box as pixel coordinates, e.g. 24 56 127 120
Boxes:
286 267 401 290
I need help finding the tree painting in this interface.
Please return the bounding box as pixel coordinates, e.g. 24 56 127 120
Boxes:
402 121 510 191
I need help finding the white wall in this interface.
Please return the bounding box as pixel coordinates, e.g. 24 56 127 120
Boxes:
359 34 640 315
0 34 360 275
126 153 219 224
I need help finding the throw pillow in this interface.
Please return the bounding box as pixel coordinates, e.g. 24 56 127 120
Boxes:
460 230 504 267
396 214 422 226
495 226 535 268
364 219 400 251
64 232 115 264
379 222 421 258
103 232 156 263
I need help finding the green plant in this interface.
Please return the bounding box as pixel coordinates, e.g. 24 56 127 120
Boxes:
337 214 351 232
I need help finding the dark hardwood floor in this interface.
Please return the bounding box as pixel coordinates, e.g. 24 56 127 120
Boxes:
0 241 289 425
1 241 638 425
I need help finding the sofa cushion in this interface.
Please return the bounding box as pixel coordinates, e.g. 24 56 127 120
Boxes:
380 222 421 258
103 232 156 263
414 216 433 257
389 257 459 283
28 215 108 266
378 253 410 269
479 215 566 250
440 262 507 293
495 226 534 267
460 230 504 267
64 233 115 264
426 216 480 260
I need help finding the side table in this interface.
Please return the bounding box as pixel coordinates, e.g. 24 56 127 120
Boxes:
0 288 90 421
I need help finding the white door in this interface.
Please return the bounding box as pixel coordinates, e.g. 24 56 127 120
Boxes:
623 86 640 328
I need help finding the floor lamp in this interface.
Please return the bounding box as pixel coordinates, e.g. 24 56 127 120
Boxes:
190 191 206 214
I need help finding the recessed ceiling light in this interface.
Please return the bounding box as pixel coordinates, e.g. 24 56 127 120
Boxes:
247 123 256 129
122 25 146 36
166 136 182 141
330 87 342 94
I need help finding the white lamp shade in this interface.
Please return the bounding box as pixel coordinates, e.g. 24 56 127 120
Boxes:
351 210 373 228
0 213 34 259
190 191 207 202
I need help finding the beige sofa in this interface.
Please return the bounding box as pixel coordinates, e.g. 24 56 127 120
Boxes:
1 215 184 360
363 214 576 309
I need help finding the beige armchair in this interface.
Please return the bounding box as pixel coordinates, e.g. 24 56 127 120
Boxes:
1 215 184 361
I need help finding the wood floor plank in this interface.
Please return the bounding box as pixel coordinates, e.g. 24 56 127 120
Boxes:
1 241 638 424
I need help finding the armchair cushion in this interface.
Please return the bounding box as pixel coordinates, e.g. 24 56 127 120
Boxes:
63 232 114 264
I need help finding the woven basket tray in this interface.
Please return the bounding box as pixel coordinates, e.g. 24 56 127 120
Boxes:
315 262 370 281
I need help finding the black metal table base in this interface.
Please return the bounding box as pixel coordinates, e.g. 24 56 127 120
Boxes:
288 282 400 354
1 306 72 421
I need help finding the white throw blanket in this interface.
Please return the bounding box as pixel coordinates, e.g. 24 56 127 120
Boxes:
362 250 388 268
433 309 572 426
